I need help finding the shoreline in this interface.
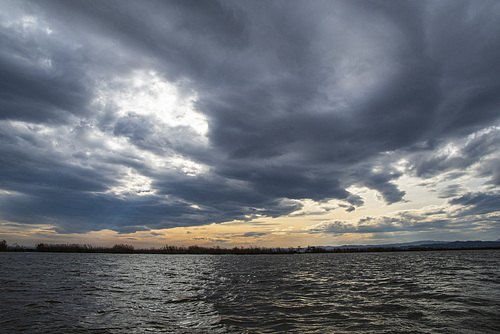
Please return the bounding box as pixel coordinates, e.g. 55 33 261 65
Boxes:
2 243 499 255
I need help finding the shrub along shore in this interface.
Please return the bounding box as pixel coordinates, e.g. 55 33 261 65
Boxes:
1 240 499 254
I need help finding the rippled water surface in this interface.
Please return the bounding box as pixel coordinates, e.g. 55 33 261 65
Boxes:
1 250 499 333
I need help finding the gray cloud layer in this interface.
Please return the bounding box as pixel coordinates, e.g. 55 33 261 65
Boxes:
1 0 499 234
310 188 500 239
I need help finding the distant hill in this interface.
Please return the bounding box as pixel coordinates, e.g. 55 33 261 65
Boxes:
417 240 500 249
320 240 500 251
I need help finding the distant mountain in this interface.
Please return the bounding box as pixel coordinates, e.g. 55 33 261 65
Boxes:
322 240 446 250
417 240 500 249
320 240 500 250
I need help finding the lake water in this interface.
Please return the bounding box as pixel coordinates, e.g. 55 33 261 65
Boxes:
0 250 499 333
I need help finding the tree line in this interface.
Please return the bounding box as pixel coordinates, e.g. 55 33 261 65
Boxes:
1 240 499 254
0 240 296 254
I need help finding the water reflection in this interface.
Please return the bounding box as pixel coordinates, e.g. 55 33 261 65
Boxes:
0 253 226 333
207 251 500 333
83 254 225 333
1 250 499 333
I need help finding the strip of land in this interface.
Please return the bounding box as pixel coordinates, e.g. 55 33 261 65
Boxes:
1 240 499 254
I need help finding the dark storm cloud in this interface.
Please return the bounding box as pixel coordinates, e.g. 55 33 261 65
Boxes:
0 49 90 124
1 0 500 234
345 163 406 204
449 191 500 217
426 0 500 137
438 184 467 199
0 124 112 194
406 126 500 186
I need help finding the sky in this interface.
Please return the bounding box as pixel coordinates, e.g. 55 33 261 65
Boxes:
1 0 500 248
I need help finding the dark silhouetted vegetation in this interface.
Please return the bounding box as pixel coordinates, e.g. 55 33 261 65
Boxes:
36 243 95 252
30 243 297 254
0 240 498 254
0 241 30 251
35 243 136 253
138 245 296 254
112 244 135 253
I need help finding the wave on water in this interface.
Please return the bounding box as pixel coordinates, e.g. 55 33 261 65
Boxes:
0 250 499 333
